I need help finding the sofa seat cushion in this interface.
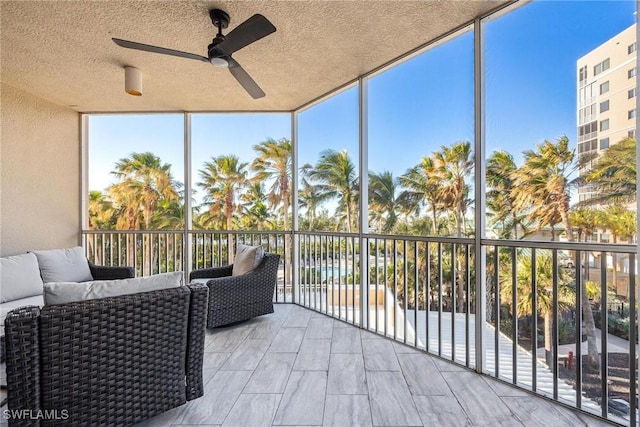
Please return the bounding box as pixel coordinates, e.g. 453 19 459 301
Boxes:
43 271 184 305
32 246 93 283
232 244 264 276
1 253 44 303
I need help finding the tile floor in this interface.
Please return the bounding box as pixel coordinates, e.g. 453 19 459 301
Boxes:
135 304 613 427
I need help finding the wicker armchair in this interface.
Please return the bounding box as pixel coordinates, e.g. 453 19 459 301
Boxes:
4 283 208 426
190 252 280 328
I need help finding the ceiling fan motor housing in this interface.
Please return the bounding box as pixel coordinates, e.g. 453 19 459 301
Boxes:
208 9 230 67
208 36 228 67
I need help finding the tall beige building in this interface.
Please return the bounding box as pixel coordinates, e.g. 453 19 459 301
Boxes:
577 24 637 203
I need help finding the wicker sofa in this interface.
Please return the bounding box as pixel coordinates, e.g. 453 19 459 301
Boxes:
4 282 208 426
190 252 279 328
0 263 134 325
0 250 135 363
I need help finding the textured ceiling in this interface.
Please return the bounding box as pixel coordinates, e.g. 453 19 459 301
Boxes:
1 1 511 112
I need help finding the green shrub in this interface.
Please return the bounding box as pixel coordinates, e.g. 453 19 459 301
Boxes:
558 320 576 344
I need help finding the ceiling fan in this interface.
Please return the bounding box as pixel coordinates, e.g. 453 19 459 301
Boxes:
112 9 276 99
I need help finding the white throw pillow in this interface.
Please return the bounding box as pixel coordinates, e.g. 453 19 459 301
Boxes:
0 253 45 303
232 244 264 276
43 271 184 305
31 246 93 283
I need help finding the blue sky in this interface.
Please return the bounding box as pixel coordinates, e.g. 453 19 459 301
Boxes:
89 0 637 204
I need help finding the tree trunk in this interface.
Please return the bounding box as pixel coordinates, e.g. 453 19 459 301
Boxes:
309 207 315 230
611 235 618 294
225 193 234 265
431 206 438 236
544 311 553 367
127 234 136 274
455 251 465 313
143 211 152 276
560 207 599 370
283 198 291 300
582 285 600 370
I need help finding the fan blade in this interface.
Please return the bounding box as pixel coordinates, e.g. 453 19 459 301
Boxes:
214 14 276 56
228 58 265 99
112 38 209 63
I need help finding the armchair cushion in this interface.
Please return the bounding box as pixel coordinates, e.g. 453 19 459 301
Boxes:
232 244 264 276
0 253 44 303
31 246 93 283
44 271 184 305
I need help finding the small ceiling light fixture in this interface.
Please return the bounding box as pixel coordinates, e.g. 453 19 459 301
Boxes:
124 66 142 96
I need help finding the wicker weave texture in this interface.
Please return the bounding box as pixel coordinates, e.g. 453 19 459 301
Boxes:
5 284 208 426
189 264 233 280
185 283 208 400
190 253 280 328
5 306 41 427
0 263 133 367
89 264 135 280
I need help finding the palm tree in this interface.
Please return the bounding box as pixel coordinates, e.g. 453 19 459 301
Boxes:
240 182 274 231
487 150 528 239
88 190 115 230
511 136 599 369
511 137 574 239
150 198 185 271
108 184 142 230
368 170 408 233
198 155 249 263
399 156 444 236
251 138 292 283
598 205 636 294
87 190 116 264
499 250 574 366
309 149 358 232
569 208 600 242
298 179 331 230
433 141 474 237
568 207 601 283
110 152 180 230
251 138 292 229
108 152 180 274
425 142 474 311
583 137 636 205
151 199 185 230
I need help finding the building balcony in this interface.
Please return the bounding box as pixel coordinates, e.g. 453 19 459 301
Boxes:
70 229 640 426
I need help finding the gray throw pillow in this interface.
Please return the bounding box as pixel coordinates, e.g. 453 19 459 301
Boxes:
0 253 45 303
232 244 264 276
43 271 184 305
31 246 93 283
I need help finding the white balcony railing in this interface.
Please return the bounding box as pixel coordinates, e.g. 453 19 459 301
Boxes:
82 229 638 426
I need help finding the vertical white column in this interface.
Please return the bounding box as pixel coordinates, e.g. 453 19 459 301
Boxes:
184 112 193 280
292 110 300 304
474 18 487 373
359 78 370 329
80 114 89 248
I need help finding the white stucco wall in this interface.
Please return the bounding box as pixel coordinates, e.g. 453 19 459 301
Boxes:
1 84 80 256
